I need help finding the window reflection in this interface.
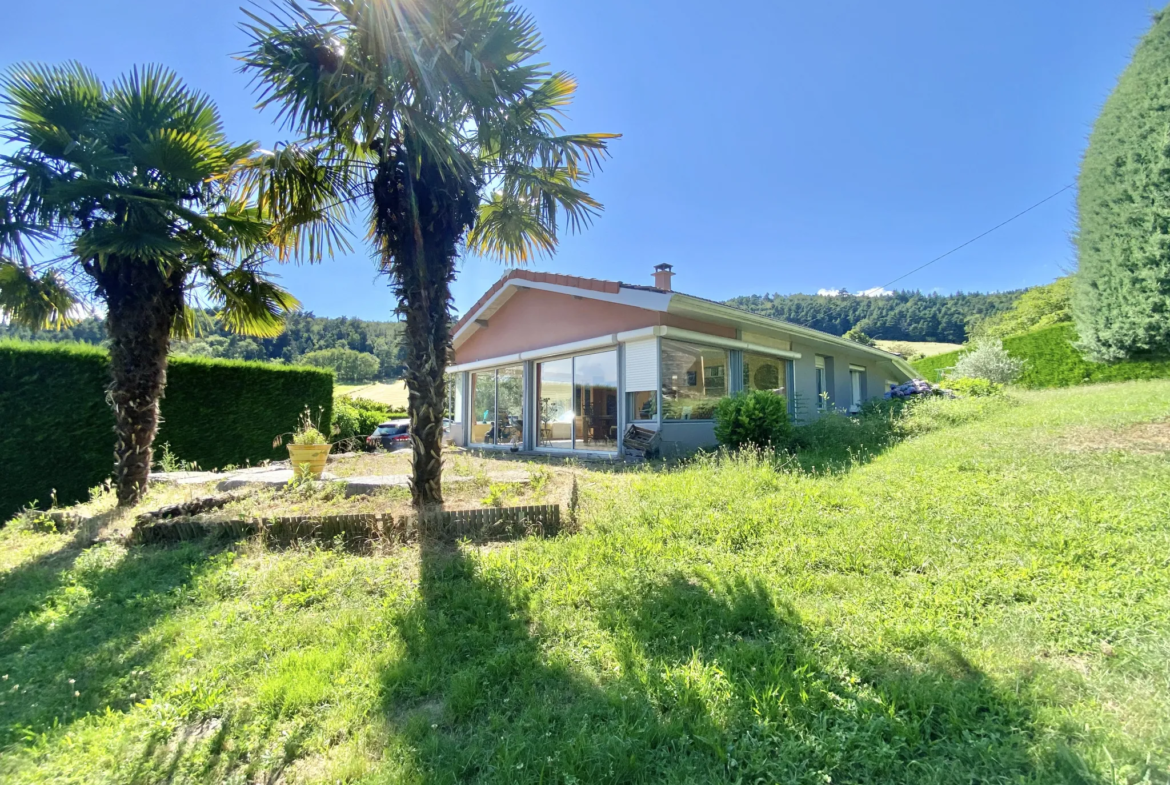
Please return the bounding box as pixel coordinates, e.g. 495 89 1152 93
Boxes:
661 339 728 420
471 371 496 445
574 350 618 451
497 365 524 446
743 352 789 399
537 358 573 449
536 350 618 453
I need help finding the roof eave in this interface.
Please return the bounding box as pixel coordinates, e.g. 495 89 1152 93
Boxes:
666 293 918 371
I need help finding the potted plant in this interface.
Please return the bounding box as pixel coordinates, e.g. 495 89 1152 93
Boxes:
274 408 333 480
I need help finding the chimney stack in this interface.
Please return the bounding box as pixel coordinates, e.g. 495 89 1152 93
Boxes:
653 263 675 291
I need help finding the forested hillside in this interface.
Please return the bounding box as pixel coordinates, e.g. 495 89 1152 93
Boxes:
725 290 1021 343
0 313 407 380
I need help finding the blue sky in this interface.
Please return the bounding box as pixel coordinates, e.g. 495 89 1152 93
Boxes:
1 0 1156 320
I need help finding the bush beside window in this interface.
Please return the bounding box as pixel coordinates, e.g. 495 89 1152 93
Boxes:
713 390 793 451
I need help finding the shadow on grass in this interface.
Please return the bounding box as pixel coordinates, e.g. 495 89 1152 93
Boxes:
0 530 217 749
381 553 1099 784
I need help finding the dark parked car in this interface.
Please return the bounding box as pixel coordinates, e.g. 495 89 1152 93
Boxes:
366 419 411 451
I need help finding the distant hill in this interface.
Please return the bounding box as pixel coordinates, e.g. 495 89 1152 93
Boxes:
724 290 1022 343
0 312 407 380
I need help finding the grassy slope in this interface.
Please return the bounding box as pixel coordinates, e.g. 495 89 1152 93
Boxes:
874 339 964 358
913 323 1170 386
2 383 1169 784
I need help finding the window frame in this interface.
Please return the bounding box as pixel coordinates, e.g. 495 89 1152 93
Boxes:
469 364 524 447
534 348 619 454
815 355 828 411
660 338 730 422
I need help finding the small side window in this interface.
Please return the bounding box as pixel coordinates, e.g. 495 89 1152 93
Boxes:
814 355 828 410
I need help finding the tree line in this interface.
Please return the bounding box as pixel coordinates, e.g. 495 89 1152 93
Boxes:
0 312 407 380
724 289 1022 343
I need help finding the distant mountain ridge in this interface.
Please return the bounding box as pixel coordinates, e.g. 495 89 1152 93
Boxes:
724 289 1023 343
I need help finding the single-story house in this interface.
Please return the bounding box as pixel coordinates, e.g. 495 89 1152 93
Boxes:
446 264 918 457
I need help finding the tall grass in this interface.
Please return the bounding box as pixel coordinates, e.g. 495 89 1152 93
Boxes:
1 382 1169 783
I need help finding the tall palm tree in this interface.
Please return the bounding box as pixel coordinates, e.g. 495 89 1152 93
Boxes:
241 0 618 508
0 63 340 506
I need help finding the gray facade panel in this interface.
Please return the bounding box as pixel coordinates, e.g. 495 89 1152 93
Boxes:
659 420 718 457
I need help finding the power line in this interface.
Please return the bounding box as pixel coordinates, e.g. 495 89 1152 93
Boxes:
873 183 1075 291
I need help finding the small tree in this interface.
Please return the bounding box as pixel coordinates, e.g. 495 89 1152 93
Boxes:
300 347 380 383
844 326 876 346
714 390 793 451
950 339 1024 385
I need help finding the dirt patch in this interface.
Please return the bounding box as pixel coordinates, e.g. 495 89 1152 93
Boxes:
1059 420 1170 455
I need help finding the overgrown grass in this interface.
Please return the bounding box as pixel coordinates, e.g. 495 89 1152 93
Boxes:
788 392 1011 472
2 382 1169 783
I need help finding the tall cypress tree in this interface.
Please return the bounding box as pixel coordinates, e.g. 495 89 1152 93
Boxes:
1075 7 1170 361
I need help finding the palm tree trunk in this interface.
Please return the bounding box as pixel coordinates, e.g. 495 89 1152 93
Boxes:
373 144 477 510
99 261 184 507
399 258 453 510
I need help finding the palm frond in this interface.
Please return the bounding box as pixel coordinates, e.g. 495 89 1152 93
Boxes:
107 65 226 151
467 190 555 265
0 259 79 329
204 264 301 338
498 164 602 235
0 194 50 260
127 128 230 185
0 62 106 160
73 224 186 265
238 142 358 261
239 6 359 137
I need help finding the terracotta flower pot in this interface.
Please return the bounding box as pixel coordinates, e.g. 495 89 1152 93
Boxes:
287 443 331 479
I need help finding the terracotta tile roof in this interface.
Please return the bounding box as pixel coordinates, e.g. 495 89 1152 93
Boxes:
452 269 630 334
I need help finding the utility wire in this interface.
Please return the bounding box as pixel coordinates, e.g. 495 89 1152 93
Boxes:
874 183 1075 291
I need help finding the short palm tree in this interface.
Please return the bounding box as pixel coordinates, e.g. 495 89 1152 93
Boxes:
242 0 618 508
0 63 337 506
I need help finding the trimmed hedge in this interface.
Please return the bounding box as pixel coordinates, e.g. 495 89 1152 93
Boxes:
1 341 333 521
913 324 1170 388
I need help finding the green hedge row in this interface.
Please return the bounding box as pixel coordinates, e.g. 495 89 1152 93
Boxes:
912 324 1170 387
1 341 333 521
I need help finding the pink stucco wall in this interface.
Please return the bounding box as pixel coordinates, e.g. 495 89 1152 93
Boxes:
453 287 736 363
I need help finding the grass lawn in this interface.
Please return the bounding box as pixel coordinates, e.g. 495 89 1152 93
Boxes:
2 383 1169 783
874 339 964 359
336 382 410 410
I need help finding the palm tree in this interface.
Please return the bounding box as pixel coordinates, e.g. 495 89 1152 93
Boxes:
241 0 618 508
0 63 339 506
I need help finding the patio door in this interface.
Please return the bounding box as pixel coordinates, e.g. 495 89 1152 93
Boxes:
535 349 618 453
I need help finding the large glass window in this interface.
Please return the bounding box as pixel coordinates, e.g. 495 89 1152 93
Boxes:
471 371 497 444
743 352 790 399
661 339 728 420
497 365 524 446
470 365 523 446
575 350 618 451
537 358 573 449
536 350 618 452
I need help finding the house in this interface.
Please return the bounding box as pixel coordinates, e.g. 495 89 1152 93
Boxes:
446 264 918 457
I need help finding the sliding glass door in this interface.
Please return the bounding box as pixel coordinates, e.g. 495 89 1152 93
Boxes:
575 351 618 451
536 358 573 449
470 364 524 446
536 349 618 453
